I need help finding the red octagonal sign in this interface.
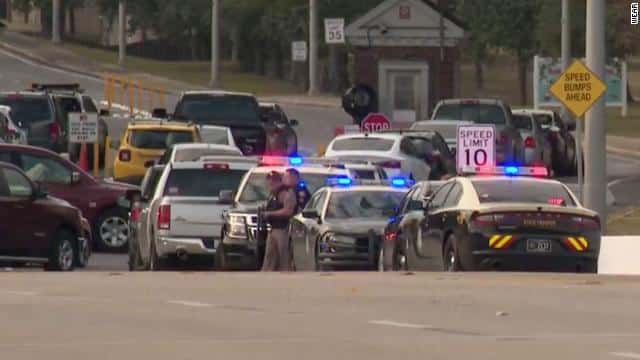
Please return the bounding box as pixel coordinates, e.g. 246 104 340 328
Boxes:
361 113 391 133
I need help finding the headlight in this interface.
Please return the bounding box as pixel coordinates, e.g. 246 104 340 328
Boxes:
229 215 246 225
228 215 247 238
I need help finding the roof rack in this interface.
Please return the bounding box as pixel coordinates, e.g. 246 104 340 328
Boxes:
30 83 83 93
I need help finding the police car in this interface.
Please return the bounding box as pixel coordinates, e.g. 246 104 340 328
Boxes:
381 166 601 273
290 177 408 271
220 156 352 270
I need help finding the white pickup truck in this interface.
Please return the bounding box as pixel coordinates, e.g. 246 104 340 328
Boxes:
142 156 257 270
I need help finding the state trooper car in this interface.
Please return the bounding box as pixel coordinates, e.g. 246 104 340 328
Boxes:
220 156 351 270
381 166 601 273
290 177 408 271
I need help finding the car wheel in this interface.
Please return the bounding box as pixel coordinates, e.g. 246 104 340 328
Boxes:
216 243 228 271
378 242 406 271
75 234 91 268
46 230 76 272
95 208 129 252
443 235 462 272
314 242 330 272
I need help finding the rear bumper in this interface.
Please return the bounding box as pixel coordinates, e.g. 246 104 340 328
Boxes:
156 237 218 258
469 251 598 272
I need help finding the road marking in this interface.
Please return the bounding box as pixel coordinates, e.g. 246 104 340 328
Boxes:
611 352 640 359
369 320 431 329
3 290 39 296
167 300 214 308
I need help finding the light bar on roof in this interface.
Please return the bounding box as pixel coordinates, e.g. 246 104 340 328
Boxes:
460 166 548 177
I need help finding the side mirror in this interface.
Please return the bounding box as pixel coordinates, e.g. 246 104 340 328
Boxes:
302 209 320 220
152 108 168 119
421 195 433 210
99 109 110 117
218 190 234 205
71 171 81 184
289 119 299 127
144 160 155 168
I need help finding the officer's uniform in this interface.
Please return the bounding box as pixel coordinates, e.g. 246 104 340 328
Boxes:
262 185 296 271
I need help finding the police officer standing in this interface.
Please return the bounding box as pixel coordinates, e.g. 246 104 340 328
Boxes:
261 171 297 271
284 168 311 212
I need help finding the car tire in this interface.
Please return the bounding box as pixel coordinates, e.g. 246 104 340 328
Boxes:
443 235 462 272
45 230 76 272
75 234 91 268
94 208 129 252
314 242 330 272
216 243 228 271
378 242 405 272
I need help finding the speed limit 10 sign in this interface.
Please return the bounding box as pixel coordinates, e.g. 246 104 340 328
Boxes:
456 125 496 172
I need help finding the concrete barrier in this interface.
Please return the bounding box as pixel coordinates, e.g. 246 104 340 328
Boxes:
599 236 640 275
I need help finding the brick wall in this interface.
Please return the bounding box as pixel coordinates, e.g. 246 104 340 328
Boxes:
353 46 460 111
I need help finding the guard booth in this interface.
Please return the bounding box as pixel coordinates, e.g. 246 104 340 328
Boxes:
345 0 465 127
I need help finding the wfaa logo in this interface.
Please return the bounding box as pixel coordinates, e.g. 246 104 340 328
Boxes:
632 2 639 25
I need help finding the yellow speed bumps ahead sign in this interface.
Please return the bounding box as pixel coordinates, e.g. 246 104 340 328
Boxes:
549 59 607 118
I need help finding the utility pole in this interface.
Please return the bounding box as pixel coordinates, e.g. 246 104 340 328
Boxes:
210 0 220 89
561 0 582 200
308 0 319 95
118 0 126 67
584 0 607 221
52 0 61 44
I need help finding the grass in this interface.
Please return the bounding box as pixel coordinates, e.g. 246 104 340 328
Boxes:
606 207 640 235
62 43 300 96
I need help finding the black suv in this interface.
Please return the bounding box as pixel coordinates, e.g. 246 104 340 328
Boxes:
165 91 267 155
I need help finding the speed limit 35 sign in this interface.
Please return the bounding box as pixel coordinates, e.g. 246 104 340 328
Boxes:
456 125 495 172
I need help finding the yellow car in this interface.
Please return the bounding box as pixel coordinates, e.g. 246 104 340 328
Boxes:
113 120 200 184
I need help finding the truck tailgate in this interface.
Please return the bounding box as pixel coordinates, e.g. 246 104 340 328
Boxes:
167 197 227 238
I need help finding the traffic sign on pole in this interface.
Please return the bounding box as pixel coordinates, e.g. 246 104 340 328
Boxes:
361 113 391 133
456 125 496 172
324 18 345 44
292 41 308 62
549 59 607 118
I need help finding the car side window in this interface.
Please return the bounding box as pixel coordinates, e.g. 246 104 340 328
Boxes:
314 191 328 215
434 134 451 157
429 183 453 210
305 191 323 212
399 137 418 157
3 167 32 198
19 153 72 185
82 96 98 113
443 183 462 208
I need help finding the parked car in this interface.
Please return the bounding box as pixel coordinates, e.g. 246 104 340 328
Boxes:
526 109 577 176
170 91 267 155
157 143 243 165
113 120 200 185
0 144 138 252
410 120 473 152
136 156 257 270
0 105 27 145
259 102 299 156
199 125 238 147
431 98 524 165
511 110 553 171
0 161 88 271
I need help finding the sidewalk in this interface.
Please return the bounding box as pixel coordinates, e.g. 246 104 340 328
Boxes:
0 30 341 108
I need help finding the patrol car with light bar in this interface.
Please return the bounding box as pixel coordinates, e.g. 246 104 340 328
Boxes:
290 176 409 271
380 166 601 273
220 156 352 270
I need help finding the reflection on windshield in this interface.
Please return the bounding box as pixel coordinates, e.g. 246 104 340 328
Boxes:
325 191 403 219
0 96 52 125
238 173 333 203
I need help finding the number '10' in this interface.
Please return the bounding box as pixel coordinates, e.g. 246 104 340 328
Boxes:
465 149 488 166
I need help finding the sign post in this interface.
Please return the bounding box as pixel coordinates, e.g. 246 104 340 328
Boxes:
549 59 607 202
291 41 308 62
456 125 496 173
324 18 345 44
361 113 391 133
69 113 99 175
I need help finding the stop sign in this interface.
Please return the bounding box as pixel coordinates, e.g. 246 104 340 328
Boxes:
361 113 391 132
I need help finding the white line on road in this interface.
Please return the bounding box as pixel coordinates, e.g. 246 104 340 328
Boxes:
167 300 214 308
611 352 640 359
369 320 431 329
3 290 39 296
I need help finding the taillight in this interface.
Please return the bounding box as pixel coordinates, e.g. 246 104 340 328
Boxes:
49 122 61 141
384 231 397 242
571 216 600 231
157 205 171 230
470 213 496 228
377 160 402 169
524 136 536 148
118 150 131 162
130 206 141 222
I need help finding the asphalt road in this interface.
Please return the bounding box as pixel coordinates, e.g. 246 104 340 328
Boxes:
1 272 639 360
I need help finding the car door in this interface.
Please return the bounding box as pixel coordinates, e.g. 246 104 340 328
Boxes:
291 190 327 270
419 182 454 264
137 167 163 264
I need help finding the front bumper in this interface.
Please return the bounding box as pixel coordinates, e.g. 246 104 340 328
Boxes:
156 237 218 258
317 232 379 269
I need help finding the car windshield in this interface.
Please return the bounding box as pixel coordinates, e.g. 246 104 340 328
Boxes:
433 104 506 125
0 95 52 125
164 169 247 197
472 180 576 206
200 127 231 145
238 172 334 203
173 148 242 162
129 130 193 149
512 114 533 130
174 95 261 125
533 114 554 127
325 191 403 219
332 138 395 151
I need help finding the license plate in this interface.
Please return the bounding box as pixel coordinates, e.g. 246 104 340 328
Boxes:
527 239 552 253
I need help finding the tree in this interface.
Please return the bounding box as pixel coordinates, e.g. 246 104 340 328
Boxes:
456 0 493 90
11 0 32 23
